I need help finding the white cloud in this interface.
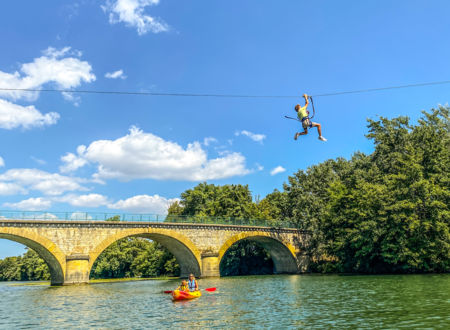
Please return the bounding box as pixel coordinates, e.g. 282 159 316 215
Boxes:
3 197 52 211
270 166 286 176
60 126 251 181
108 194 178 214
57 193 110 208
203 137 217 146
0 47 95 130
0 47 95 102
30 156 46 165
60 146 88 173
0 156 4 167
0 168 88 196
0 182 27 196
30 212 59 220
0 99 59 130
102 0 169 35
42 46 73 58
105 69 126 79
235 130 266 143
69 212 93 220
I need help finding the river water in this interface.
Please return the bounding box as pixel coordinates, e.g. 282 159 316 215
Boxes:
0 274 449 329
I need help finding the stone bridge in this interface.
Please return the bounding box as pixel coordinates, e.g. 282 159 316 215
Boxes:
0 220 310 285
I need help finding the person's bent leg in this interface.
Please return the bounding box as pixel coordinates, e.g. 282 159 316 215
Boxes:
294 128 308 140
312 122 327 141
312 122 322 137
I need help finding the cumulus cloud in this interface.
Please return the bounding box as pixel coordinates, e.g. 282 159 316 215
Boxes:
0 47 95 102
235 130 266 143
0 47 95 129
0 156 4 167
108 194 178 214
270 166 286 176
0 99 59 129
60 146 88 173
60 126 251 181
102 0 169 35
105 69 126 79
0 182 27 195
0 168 88 196
3 197 52 211
57 193 110 208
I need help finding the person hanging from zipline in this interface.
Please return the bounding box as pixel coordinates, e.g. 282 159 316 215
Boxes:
293 94 327 141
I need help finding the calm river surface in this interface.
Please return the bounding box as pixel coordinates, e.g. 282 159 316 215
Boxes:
0 274 449 329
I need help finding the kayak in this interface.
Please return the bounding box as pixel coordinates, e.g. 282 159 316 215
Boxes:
172 290 202 301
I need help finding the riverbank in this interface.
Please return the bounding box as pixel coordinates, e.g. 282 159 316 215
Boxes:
7 276 179 286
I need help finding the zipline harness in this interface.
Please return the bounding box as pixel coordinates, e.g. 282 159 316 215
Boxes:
284 96 315 122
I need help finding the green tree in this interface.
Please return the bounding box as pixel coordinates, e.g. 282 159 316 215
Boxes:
90 237 180 279
173 182 260 220
256 189 288 226
321 107 449 273
0 248 50 281
168 182 273 275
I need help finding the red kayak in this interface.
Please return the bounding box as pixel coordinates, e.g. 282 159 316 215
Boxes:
172 290 202 301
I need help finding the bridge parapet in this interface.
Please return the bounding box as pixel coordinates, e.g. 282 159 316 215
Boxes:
0 210 297 228
0 219 310 285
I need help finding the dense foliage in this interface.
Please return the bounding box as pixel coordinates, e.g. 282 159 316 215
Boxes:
1 107 448 280
90 238 180 279
166 182 275 275
279 107 450 273
0 248 50 281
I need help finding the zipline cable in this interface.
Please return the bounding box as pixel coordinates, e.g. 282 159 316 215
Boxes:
0 79 449 99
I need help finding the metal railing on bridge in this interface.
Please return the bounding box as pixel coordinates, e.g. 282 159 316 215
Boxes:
0 210 296 228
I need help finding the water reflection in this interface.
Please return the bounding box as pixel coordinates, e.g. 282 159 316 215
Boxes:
0 274 449 328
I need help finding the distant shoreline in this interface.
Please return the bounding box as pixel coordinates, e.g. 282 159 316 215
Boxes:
5 276 179 286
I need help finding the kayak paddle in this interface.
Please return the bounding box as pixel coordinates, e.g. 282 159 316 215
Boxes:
163 287 216 294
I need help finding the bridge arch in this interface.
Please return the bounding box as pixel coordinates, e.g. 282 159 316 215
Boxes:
89 227 202 278
0 227 65 285
218 232 299 275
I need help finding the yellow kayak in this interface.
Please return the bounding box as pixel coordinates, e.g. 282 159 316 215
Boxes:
172 290 202 301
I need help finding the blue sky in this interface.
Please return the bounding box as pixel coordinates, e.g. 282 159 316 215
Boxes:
1 0 450 257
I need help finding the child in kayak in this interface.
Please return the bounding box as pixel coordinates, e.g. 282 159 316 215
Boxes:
294 93 327 142
177 280 189 292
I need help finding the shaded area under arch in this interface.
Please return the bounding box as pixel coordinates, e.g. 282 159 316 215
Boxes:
90 231 201 278
219 235 299 276
0 234 65 285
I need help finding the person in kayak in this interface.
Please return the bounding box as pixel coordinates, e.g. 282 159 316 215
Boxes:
177 280 189 292
294 93 327 142
188 273 199 291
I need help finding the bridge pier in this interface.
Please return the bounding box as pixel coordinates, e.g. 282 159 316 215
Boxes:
65 255 90 285
201 252 220 277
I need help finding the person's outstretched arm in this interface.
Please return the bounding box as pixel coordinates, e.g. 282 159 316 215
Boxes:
303 94 309 108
